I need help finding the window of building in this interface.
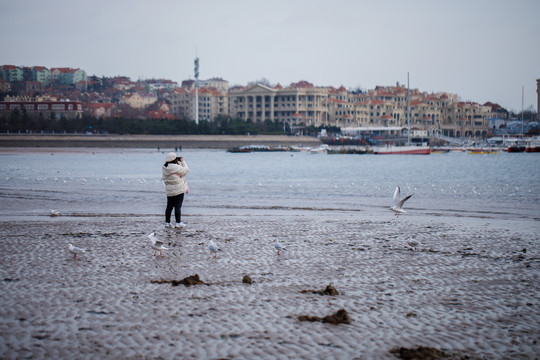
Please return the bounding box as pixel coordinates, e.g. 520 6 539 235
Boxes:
38 104 48 111
10 104 20 110
24 104 34 111
52 104 65 110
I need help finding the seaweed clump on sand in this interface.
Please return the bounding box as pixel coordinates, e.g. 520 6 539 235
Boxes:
298 309 351 325
389 345 476 359
300 284 339 296
151 274 205 287
242 275 253 284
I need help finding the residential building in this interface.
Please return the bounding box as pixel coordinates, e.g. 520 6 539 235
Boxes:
50 67 87 85
0 79 10 92
84 103 117 118
0 65 23 83
182 77 229 93
229 81 329 127
170 87 229 121
119 93 158 109
141 79 178 93
33 66 51 86
327 83 490 138
112 77 136 92
0 99 83 119
23 66 50 86
25 81 43 93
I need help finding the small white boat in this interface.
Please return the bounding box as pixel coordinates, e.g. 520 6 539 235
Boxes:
310 144 329 154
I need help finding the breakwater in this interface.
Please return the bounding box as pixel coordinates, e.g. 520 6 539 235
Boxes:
0 134 322 149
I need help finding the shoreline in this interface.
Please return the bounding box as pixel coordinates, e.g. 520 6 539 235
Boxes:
0 134 322 149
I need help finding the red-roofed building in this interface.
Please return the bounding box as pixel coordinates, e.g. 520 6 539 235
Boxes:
289 80 314 89
84 103 117 118
119 93 158 109
0 65 23 83
145 109 175 120
50 67 87 85
0 100 83 119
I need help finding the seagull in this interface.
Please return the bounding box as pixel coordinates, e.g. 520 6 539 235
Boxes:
68 243 86 259
273 239 286 255
406 238 419 251
148 232 168 256
49 209 60 217
208 240 220 258
390 186 414 217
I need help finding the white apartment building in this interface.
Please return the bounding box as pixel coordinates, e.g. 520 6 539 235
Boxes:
170 87 228 121
228 83 329 127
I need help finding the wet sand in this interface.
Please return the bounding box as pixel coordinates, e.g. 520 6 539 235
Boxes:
0 134 322 149
0 211 538 359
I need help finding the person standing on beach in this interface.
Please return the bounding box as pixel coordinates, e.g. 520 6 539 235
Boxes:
162 152 189 228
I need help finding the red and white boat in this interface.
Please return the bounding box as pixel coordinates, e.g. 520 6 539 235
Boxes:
526 139 540 152
373 145 431 155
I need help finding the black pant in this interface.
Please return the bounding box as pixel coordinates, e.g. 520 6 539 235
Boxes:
165 193 184 223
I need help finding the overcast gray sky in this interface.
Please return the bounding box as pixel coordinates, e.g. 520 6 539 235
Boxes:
1 0 539 113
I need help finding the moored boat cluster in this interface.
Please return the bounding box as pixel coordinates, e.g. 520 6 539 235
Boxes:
229 138 540 155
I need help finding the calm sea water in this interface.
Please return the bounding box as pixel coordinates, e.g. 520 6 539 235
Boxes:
0 149 539 223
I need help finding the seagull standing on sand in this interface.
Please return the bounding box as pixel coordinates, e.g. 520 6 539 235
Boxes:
148 232 168 256
406 238 419 251
390 186 414 218
68 243 85 259
273 239 286 255
50 209 60 217
208 240 220 258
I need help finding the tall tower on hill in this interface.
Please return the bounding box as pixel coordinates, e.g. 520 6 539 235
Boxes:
194 56 199 125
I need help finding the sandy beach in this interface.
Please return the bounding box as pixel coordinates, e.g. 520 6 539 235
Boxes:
0 209 538 359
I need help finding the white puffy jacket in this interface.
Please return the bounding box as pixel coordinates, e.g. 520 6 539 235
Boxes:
162 161 189 197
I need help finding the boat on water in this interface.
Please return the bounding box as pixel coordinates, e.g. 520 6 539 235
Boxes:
467 148 498 154
310 144 329 154
430 146 450 154
525 139 540 152
227 145 271 153
507 144 526 153
290 145 312 152
327 146 368 154
373 145 430 155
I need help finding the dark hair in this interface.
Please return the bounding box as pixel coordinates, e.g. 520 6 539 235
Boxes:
164 159 178 167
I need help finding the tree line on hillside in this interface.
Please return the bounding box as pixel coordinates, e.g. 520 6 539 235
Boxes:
0 110 339 136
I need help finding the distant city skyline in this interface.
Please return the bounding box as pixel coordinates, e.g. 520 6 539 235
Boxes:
1 0 539 113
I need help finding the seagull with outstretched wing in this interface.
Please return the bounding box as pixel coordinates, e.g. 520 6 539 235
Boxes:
390 186 414 218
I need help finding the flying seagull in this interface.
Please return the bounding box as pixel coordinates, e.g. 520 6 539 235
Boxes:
68 243 86 259
148 232 168 256
208 240 220 258
273 239 286 255
390 186 414 217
